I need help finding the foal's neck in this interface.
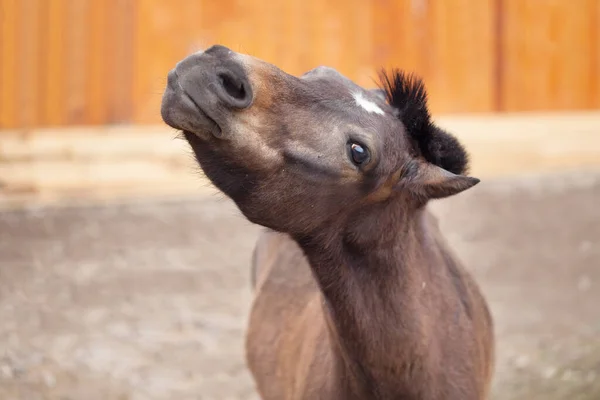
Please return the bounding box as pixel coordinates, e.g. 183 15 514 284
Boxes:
298 200 428 304
295 201 434 397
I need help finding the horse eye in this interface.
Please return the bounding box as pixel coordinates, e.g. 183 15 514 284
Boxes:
349 142 370 165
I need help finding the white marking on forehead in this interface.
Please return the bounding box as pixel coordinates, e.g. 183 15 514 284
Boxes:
352 92 385 115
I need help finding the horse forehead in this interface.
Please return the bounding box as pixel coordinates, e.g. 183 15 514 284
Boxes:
351 92 385 115
300 69 374 102
302 65 345 79
301 66 358 90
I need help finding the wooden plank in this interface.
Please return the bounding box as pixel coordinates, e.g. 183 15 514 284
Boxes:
199 0 239 53
1 112 600 209
293 0 371 80
65 0 89 125
40 0 67 126
0 126 199 199
3 113 599 165
340 0 360 78
280 0 305 74
426 0 495 113
371 0 427 76
131 0 153 124
306 0 326 73
349 0 374 87
104 0 135 123
0 184 208 211
0 0 18 128
133 0 204 124
251 0 278 67
594 1 600 108
17 0 44 128
371 0 495 113
500 0 597 111
0 158 199 191
435 112 600 177
85 0 108 124
0 126 188 160
3 0 599 129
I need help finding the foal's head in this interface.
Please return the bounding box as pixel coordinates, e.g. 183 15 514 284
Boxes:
162 45 478 235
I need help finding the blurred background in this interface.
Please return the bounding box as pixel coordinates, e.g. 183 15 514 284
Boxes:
0 1 599 399
0 0 599 203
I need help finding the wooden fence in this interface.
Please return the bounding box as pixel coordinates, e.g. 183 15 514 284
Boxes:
1 0 599 129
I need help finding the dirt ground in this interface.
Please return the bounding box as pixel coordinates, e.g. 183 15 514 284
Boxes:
1 169 599 400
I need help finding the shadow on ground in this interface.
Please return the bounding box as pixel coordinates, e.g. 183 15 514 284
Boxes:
1 170 599 400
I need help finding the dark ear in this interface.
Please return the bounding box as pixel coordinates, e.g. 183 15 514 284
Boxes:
400 161 480 200
379 70 470 175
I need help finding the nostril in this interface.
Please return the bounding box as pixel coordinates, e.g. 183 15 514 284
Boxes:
218 72 246 101
213 63 253 109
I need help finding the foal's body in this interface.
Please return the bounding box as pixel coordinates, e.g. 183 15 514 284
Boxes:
248 210 494 399
160 44 495 400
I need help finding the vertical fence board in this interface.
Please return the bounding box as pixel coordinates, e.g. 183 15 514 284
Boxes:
85 0 108 124
306 0 325 74
40 0 67 126
337 0 361 84
132 0 165 124
133 0 204 123
284 0 307 74
65 0 88 125
0 0 18 128
427 0 495 113
249 0 277 66
500 0 597 111
594 1 600 108
371 0 433 90
370 0 495 114
105 0 135 123
1 0 600 129
350 0 374 88
18 0 44 128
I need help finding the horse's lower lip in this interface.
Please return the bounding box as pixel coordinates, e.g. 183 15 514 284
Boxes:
181 91 223 138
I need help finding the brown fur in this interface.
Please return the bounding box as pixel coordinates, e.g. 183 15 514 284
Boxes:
161 45 495 400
